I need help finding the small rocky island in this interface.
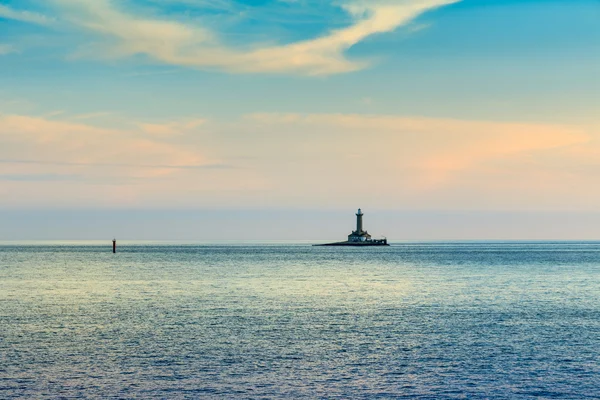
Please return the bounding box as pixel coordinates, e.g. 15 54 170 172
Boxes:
314 209 389 246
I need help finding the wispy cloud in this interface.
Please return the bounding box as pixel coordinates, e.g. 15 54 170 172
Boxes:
0 112 264 207
0 110 596 209
0 173 84 182
0 158 231 170
0 4 53 25
242 113 590 191
138 118 206 137
0 43 15 55
0 114 211 180
31 0 460 75
68 111 113 121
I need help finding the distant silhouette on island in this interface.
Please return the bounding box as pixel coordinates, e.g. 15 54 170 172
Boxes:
314 209 389 246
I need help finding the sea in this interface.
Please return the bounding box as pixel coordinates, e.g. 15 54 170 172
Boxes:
1 242 599 399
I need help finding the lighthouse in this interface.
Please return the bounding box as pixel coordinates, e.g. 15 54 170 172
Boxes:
356 208 364 233
314 208 388 246
348 208 372 242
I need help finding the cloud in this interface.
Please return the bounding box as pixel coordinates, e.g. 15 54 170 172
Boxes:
0 43 14 55
50 0 458 75
0 4 53 25
138 118 206 137
0 173 83 182
0 113 268 207
240 113 591 201
0 158 230 170
2 110 593 210
0 114 210 180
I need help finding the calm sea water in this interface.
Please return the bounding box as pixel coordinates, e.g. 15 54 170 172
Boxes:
1 242 599 399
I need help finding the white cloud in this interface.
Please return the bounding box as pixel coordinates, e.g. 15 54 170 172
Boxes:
0 114 210 178
236 113 592 208
52 0 459 75
0 111 597 209
0 44 15 55
138 118 206 137
0 113 267 207
0 4 53 25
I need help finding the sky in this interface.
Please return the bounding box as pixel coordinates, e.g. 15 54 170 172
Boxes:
0 0 599 240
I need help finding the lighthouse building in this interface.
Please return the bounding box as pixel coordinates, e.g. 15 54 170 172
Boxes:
314 208 388 246
348 209 372 242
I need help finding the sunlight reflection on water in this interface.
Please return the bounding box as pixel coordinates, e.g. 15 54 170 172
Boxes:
1 243 599 398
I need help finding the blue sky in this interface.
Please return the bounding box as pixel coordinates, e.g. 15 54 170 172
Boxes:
0 0 599 239
2 0 597 121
